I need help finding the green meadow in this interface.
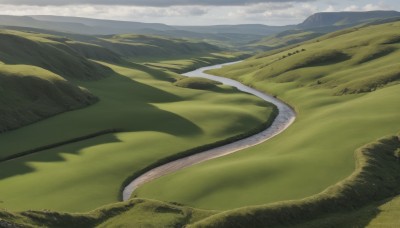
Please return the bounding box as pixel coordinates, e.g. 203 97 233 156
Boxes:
0 62 274 212
134 21 400 213
0 29 274 212
0 13 400 228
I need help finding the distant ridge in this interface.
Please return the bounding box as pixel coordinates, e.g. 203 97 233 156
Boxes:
299 10 400 28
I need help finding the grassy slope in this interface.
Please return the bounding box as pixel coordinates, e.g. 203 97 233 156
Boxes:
174 77 222 90
1 133 398 228
94 34 220 60
0 63 97 133
0 30 111 133
134 21 400 211
247 30 323 51
0 198 216 228
189 133 400 227
0 59 274 212
144 52 246 73
367 196 400 227
0 30 112 80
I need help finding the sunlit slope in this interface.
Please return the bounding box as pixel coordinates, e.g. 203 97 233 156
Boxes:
0 60 275 212
247 30 323 51
144 52 246 73
98 34 220 60
134 21 400 210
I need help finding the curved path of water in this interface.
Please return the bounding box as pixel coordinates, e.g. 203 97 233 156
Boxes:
122 61 296 201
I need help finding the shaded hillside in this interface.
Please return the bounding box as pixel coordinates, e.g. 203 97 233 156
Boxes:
0 29 115 133
0 30 113 80
132 20 400 220
299 10 400 29
1 12 399 51
247 30 323 51
246 11 400 52
223 20 400 95
95 34 221 60
0 63 97 133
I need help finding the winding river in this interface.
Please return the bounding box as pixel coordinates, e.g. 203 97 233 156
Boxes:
122 61 296 201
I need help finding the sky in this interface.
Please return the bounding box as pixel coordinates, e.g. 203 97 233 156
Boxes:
0 0 399 25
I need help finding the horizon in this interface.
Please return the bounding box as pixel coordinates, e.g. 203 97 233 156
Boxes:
0 0 399 26
0 9 398 27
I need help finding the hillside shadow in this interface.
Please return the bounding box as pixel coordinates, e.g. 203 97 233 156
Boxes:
0 65 205 180
119 60 178 82
0 133 122 180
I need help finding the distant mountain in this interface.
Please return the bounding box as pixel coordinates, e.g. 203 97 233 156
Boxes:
31 15 175 33
176 24 295 36
299 10 400 28
0 11 399 50
0 15 291 47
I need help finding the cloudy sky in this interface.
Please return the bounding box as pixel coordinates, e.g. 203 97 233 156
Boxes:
0 0 399 25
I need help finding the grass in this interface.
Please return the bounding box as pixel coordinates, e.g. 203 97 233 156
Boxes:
0 59 274 212
0 198 217 228
1 17 400 227
174 77 222 90
0 29 272 213
142 52 248 73
188 133 400 227
248 30 323 51
133 21 400 213
1 133 398 227
94 34 222 61
0 63 97 133
0 30 113 80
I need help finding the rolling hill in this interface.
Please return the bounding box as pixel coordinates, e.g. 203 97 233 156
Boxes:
0 30 112 133
0 64 97 133
1 11 399 51
0 25 274 214
0 10 400 228
133 19 400 227
247 11 400 52
299 10 400 28
0 28 243 136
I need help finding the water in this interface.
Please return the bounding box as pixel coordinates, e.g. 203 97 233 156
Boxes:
122 61 296 201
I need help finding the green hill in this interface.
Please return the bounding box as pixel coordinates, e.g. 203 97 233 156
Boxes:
0 28 239 134
95 34 221 60
0 30 112 80
299 10 400 28
0 30 113 133
0 26 274 214
133 20 400 226
0 63 97 133
247 30 323 51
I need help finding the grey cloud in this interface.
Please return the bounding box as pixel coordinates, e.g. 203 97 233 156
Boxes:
0 0 314 7
246 3 294 14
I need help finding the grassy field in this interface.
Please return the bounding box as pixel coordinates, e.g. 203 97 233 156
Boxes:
1 133 398 227
0 58 274 212
142 52 247 73
247 30 322 51
0 198 217 227
0 63 97 133
134 20 400 213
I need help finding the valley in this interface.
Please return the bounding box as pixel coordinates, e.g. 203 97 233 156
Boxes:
0 7 399 228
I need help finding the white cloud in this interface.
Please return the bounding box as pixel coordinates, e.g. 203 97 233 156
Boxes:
0 1 397 26
344 1 390 12
323 5 335 12
0 4 209 19
343 5 360 11
226 2 317 23
362 3 389 11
